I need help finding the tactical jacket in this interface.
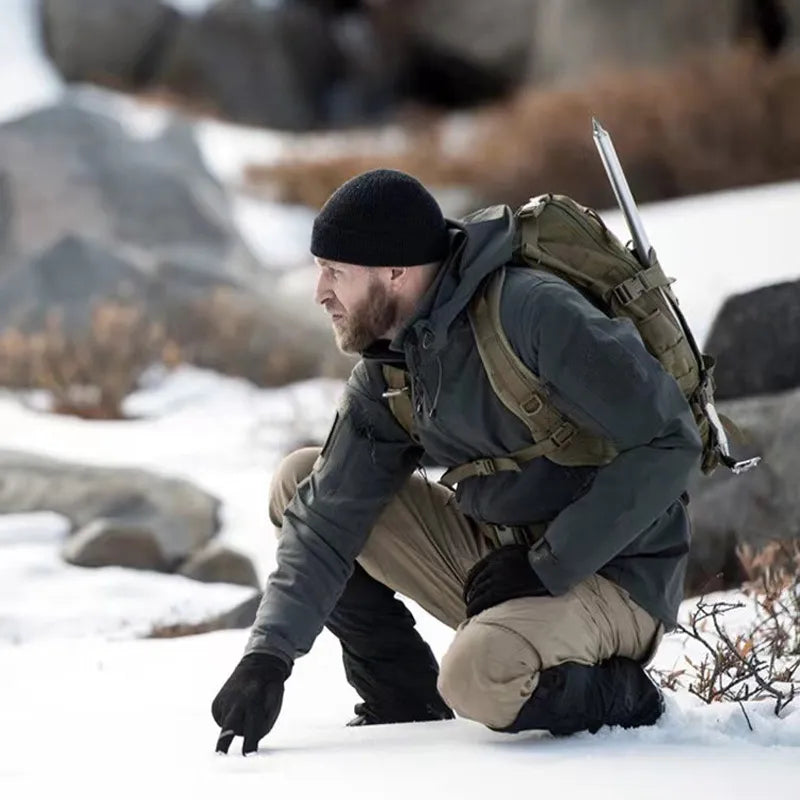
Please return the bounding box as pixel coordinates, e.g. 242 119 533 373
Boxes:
246 206 703 666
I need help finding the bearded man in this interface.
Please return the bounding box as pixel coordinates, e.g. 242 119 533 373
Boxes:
212 169 702 755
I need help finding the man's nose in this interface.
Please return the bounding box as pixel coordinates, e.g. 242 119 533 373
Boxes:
314 273 332 306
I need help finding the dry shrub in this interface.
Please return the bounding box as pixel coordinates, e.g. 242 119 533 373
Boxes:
247 47 800 211
650 540 800 722
0 304 167 419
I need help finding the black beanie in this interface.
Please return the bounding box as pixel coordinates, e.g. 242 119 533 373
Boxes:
310 168 449 267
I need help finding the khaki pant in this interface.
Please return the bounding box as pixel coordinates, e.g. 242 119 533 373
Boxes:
270 448 661 730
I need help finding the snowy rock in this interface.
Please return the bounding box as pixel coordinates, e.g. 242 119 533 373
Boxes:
62 519 170 571
39 0 181 89
0 236 150 332
156 0 341 129
0 97 262 288
178 541 259 588
705 280 800 400
0 95 352 385
527 0 742 86
0 449 220 567
685 387 800 594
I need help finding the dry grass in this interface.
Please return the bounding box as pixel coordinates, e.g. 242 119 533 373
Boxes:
0 304 167 419
246 47 800 211
0 289 348 420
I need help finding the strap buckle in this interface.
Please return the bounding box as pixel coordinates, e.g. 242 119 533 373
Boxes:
473 459 497 477
521 394 543 416
611 278 638 306
550 423 575 448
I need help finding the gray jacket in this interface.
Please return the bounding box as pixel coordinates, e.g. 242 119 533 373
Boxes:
246 205 703 666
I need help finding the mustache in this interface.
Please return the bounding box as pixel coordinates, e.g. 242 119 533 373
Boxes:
323 301 345 316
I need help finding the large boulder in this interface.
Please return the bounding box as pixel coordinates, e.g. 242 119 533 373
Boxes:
156 0 342 129
704 280 800 400
0 97 261 288
527 0 743 86
359 0 536 108
685 388 800 594
0 94 353 386
0 449 220 567
39 0 180 89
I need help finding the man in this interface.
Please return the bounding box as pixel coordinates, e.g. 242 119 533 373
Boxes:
212 168 702 755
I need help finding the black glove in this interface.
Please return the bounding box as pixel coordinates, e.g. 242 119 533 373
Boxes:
211 652 292 755
463 544 549 618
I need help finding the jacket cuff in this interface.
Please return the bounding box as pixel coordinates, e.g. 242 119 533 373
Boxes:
527 537 571 596
243 631 295 671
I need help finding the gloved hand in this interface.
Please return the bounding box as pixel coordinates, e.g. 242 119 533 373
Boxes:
463 544 549 618
211 652 292 755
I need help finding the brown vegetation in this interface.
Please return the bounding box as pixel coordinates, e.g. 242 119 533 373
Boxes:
650 540 800 722
246 48 800 212
0 304 166 419
0 289 343 420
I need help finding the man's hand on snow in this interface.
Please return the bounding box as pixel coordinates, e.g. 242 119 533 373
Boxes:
463 544 549 618
211 652 292 755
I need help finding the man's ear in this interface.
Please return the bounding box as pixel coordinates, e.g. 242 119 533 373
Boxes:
388 266 408 291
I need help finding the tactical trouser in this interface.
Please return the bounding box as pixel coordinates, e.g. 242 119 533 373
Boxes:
269 447 662 730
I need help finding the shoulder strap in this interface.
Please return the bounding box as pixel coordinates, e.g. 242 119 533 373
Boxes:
381 364 416 440
468 269 577 453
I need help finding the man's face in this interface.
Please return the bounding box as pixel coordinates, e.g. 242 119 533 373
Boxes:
314 258 398 353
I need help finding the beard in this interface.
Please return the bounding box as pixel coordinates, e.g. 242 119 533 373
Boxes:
331 277 399 354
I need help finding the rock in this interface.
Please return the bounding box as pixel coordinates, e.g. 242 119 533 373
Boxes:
685 388 800 594
148 591 262 637
62 520 169 571
178 542 260 588
704 280 800 400
157 0 341 129
786 0 800 50
528 0 742 86
0 449 220 566
0 97 262 288
405 0 536 84
39 0 181 89
0 236 150 332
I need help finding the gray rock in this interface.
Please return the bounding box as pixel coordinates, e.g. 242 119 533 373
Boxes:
407 0 536 83
0 236 150 332
157 0 341 129
781 0 800 53
704 280 800 400
685 388 800 594
0 98 262 287
528 0 741 86
0 449 220 565
63 520 169 571
178 542 260 588
147 591 262 637
39 0 181 88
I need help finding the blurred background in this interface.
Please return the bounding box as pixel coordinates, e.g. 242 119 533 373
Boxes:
0 0 799 643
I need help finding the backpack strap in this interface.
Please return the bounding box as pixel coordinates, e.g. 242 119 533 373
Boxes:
439 268 581 489
381 364 416 441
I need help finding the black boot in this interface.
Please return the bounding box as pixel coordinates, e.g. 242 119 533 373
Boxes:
347 699 454 727
326 563 454 726
501 657 665 736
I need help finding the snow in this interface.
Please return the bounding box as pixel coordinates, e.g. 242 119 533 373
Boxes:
0 2 799 795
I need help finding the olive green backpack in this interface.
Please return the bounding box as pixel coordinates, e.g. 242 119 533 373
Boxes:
383 194 750 487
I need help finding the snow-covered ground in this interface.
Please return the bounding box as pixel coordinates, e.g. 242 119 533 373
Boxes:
1 1 799 795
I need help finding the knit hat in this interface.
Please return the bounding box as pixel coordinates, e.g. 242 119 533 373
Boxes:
310 169 449 267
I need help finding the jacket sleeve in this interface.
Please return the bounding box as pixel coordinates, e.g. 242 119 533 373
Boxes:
245 359 421 665
504 274 703 595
